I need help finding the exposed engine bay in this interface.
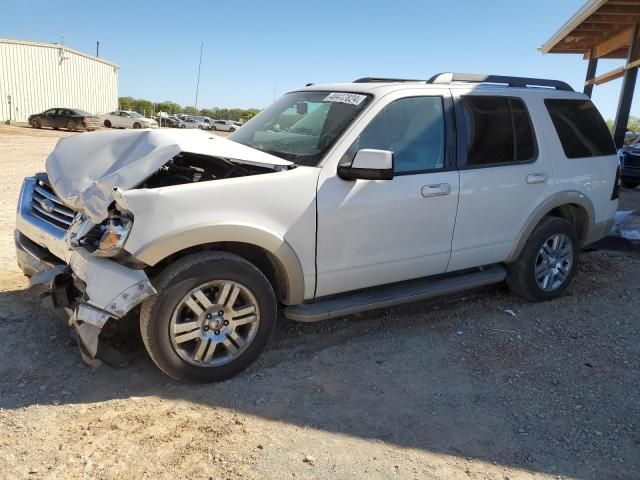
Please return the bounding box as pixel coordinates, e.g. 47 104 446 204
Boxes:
139 153 280 188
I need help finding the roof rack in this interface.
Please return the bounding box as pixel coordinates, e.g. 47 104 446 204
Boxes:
353 77 424 83
427 73 574 92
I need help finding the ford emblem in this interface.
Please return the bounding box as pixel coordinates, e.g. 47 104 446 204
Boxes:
40 198 55 213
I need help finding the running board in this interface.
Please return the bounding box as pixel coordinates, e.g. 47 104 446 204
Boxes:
285 265 506 322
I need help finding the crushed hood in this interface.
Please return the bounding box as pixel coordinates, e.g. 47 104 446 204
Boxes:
46 129 292 223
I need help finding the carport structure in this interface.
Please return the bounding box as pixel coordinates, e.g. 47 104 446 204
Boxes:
541 0 640 147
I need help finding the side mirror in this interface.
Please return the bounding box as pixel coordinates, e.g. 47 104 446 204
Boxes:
338 149 394 181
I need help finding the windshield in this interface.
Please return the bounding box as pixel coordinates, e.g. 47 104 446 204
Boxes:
130 112 143 118
229 91 371 166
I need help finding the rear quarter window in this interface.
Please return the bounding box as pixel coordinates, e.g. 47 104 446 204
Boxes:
544 99 615 158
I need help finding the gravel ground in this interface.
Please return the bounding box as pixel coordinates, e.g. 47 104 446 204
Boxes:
0 124 639 480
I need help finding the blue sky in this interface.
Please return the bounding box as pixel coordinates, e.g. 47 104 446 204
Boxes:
3 0 636 119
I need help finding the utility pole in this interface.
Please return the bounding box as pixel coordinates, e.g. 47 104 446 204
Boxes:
194 41 204 110
96 41 100 58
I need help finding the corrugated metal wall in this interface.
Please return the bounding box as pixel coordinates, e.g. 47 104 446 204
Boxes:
0 40 118 123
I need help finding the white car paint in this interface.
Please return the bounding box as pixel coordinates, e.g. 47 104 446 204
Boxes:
101 110 158 129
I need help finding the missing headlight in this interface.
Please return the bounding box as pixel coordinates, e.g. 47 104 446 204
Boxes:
67 211 133 258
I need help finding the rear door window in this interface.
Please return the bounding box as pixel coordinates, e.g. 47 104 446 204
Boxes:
461 96 536 167
544 99 615 158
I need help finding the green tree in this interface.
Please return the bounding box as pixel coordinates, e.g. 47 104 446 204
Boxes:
606 115 640 132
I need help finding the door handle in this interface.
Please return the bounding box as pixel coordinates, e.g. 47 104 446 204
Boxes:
421 183 451 198
526 173 548 184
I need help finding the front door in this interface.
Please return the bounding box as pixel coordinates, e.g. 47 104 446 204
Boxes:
42 109 59 128
316 93 460 298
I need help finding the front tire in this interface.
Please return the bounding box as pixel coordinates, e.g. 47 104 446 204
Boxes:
67 121 76 132
133 122 141 129
104 120 112 128
506 217 579 302
140 252 277 383
31 119 41 128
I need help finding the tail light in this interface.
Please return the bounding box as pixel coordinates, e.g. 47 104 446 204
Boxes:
611 164 621 200
82 116 89 124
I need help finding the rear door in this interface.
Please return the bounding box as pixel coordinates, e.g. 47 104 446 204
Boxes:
448 92 554 271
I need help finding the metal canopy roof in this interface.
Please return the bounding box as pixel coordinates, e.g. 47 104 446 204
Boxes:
541 0 640 59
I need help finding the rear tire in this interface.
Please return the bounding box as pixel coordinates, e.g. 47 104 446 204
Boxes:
133 122 141 129
140 252 277 383
104 120 112 128
622 179 640 189
506 217 579 302
67 121 76 132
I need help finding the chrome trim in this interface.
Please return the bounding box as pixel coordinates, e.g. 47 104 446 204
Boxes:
15 177 70 261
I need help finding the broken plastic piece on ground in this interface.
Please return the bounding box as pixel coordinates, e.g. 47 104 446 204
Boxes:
504 309 517 317
610 210 640 241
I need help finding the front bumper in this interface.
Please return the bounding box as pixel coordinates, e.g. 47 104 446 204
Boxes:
15 176 157 365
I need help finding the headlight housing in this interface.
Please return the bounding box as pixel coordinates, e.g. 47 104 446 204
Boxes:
67 212 133 257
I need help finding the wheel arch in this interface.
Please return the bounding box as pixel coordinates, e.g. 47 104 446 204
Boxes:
506 191 595 262
133 225 305 305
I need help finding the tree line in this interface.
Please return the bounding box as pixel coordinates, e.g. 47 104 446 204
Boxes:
118 97 261 121
606 116 640 133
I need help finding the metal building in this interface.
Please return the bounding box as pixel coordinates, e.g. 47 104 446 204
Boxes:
0 38 118 123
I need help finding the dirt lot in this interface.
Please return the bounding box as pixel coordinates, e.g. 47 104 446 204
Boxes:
0 124 639 480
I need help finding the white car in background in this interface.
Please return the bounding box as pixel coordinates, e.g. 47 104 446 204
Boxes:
210 119 238 132
101 110 158 129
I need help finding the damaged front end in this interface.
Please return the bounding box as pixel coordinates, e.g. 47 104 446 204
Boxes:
27 237 157 368
19 129 292 368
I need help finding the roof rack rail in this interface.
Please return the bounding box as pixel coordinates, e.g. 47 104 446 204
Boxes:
427 73 574 92
354 77 425 83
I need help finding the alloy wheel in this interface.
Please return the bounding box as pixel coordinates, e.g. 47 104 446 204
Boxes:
169 280 260 367
534 233 573 291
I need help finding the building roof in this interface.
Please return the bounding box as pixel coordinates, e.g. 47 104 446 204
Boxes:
0 38 118 68
541 0 640 59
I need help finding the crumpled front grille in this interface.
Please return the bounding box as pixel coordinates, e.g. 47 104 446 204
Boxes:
30 179 76 230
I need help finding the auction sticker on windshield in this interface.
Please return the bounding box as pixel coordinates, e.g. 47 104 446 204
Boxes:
323 92 367 106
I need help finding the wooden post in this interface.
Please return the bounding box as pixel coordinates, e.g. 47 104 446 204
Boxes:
614 23 640 148
584 55 598 97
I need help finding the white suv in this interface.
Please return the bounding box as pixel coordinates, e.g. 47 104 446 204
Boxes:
15 73 620 382
211 119 238 132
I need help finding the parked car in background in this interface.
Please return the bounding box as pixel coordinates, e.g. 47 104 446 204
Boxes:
29 108 100 131
101 110 158 129
155 116 184 128
617 144 640 189
210 119 238 132
182 117 209 129
189 116 215 129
